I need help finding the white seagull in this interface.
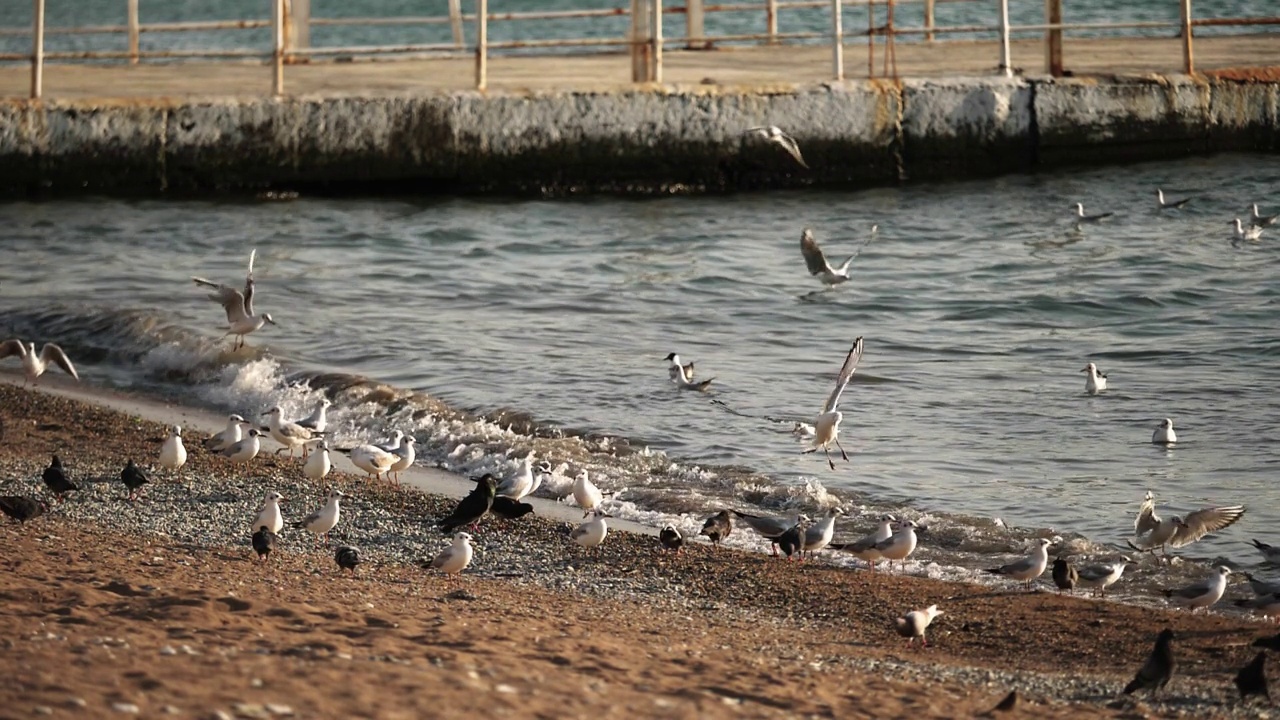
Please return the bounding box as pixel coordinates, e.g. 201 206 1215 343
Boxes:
1073 203 1114 223
191 248 276 351
252 491 285 534
348 444 397 481
262 406 323 458
221 428 263 464
743 125 808 168
293 489 345 546
203 414 246 453
1156 188 1191 210
1252 204 1279 228
665 353 714 391
895 604 943 647
303 439 332 481
803 337 864 470
984 537 1053 591
801 508 844 559
389 436 416 484
1076 557 1132 598
799 227 875 287
571 471 604 516
496 456 537 501
1163 566 1231 612
158 425 188 472
834 514 896 570
1233 218 1264 242
375 430 404 454
426 532 474 575
1082 362 1108 394
571 509 612 550
874 519 920 573
1152 418 1177 445
0 339 79 385
1128 490 1246 556
295 398 332 433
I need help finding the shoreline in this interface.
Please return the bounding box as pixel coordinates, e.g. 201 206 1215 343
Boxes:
1 382 1276 717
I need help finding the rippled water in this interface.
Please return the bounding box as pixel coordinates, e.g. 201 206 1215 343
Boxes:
3 153 1280 594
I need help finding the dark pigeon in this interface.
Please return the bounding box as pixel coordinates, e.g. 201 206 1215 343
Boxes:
699 510 732 546
252 528 278 562
120 459 150 502
1052 557 1077 594
41 454 79 502
438 474 496 534
0 495 47 523
777 520 808 560
490 496 534 520
1236 651 1270 702
335 546 362 574
1124 628 1175 696
659 525 683 553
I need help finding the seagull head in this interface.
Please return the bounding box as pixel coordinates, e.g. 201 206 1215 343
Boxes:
261 312 277 325
266 491 284 503
262 406 283 418
246 428 262 437
1081 363 1097 374
1217 566 1233 577
171 425 182 436
230 414 246 423
535 460 553 475
592 509 614 519
1035 538 1053 549
1159 418 1174 430
330 489 347 500
662 524 678 533
455 532 473 544
801 227 814 242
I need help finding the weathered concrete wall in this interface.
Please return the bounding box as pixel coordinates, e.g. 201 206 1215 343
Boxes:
0 74 1274 197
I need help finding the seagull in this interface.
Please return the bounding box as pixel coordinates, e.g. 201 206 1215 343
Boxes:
1073 203 1114 223
438 474 496 534
490 496 534 520
374 430 404 454
303 439 332 481
294 398 331 433
221 428 263 464
0 496 47 524
0 339 79 386
984 538 1053 591
192 249 276 351
203 415 246 453
1124 628 1175 696
1075 557 1131 597
388 436 416 484
41 454 79 502
251 528 278 562
572 471 604 516
1236 652 1271 703
262 406 323 458
529 460 552 498
1234 218 1264 241
743 125 808 168
803 337 863 470
873 519 920 573
1252 539 1280 564
791 422 816 440
334 546 362 574
659 525 684 553
1128 491 1245 556
799 227 875 287
571 509 612 551
1081 362 1107 394
831 514 896 570
1245 573 1280 597
1152 418 1177 445
664 353 696 384
1252 204 1280 228
731 510 812 557
426 532 474 575
800 508 844 559
894 605 942 647
158 425 188 472
293 489 345 546
1051 557 1077 594
1235 594 1280 621
699 510 733 546
347 443 397 481
1156 188 1191 210
1163 566 1231 612
119 459 150 502
252 491 285 534
496 456 538 501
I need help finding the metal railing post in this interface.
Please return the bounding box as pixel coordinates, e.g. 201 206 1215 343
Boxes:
924 0 934 42
1044 0 1062 76
448 0 464 49
767 0 778 45
831 0 843 80
127 0 140 64
686 0 705 49
475 0 488 89
630 0 651 82
997 0 1012 77
651 0 663 82
289 0 311 55
1181 0 1194 73
30 0 45 99
272 0 285 94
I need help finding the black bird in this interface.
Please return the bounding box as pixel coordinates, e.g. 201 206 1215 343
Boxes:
490 496 534 520
1253 633 1280 652
777 520 808 560
334 546 362 574
41 454 78 502
699 510 732 546
120 459 150 502
1236 651 1270 702
659 524 684 553
251 528 278 562
1124 628 1175 696
438 474 497 534
0 495 47 523
1052 557 1077 594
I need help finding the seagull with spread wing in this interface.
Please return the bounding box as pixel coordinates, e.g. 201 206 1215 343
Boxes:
802 337 864 470
799 227 875 287
743 125 808 168
0 339 79 385
1127 490 1245 556
192 248 276 350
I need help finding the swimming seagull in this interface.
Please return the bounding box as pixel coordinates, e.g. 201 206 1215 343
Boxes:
425 532 473 575
799 227 875 287
1051 557 1078 594
831 514 896 570
438 474 496 534
295 398 331 433
251 528 278 562
984 538 1053 591
1156 188 1192 210
191 248 276 351
1081 362 1107 394
1152 418 1177 445
743 125 808 168
1163 566 1232 612
1124 629 1175 696
664 353 696 383
221 428 264 464
874 519 920 573
1253 204 1280 228
571 471 604 516
1075 557 1131 597
293 489 345 546
731 510 812 557
41 454 79 503
699 510 733 546
119 459 150 502
1233 218 1264 241
803 337 864 470
203 415 246 453
262 406 324 458
334 546 362 574
659 525 684 553
1253 539 1280 564
252 491 285 534
0 496 47 524
303 439 332 481
1128 490 1245 556
571 509 612 552
894 604 942 647
158 425 188 473
1073 203 1114 224
0 339 79 385
1236 652 1271 702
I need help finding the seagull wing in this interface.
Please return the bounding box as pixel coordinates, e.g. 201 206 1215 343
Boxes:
730 510 789 537
776 132 809 168
39 344 79 380
298 508 323 528
1134 494 1159 536
191 278 250 324
800 231 834 277
243 248 256 316
429 546 457 569
1171 576 1213 599
1170 505 1246 547
0 339 26 360
822 337 865 414
277 420 314 442
1076 563 1116 582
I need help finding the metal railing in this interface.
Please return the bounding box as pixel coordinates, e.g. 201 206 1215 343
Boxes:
6 0 1279 99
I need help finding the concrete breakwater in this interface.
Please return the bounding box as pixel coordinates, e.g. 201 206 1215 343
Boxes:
0 73 1275 196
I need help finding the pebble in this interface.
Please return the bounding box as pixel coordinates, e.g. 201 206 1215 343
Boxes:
161 707 181 715
33 707 53 716
160 646 177 656
66 698 86 708
111 703 140 714
264 704 294 716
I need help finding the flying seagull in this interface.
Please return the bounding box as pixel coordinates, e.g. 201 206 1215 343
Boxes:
192 248 276 351
0 339 79 386
1123 628 1175 696
803 337 864 470
1156 188 1192 210
799 227 876 288
743 125 808 168
1128 491 1245 556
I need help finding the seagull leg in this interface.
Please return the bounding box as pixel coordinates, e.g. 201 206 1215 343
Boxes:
824 448 836 471
834 438 850 462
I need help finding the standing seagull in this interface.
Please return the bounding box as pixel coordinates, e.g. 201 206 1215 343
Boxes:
731 510 811 557
803 337 864 471
203 415 246 453
252 491 285 534
158 425 188 473
119 459 150 502
293 489 345 546
894 605 943 648
262 406 323 458
425 532 474 575
1237 652 1271 702
874 519 920 573
1233 218 1264 242
699 510 733 546
799 228 874 287
571 509 612 552
295 398 331 433
1252 204 1280 228
984 538 1053 591
347 443 397 481
303 439 332 481
221 428 264 464
496 456 538 501
743 125 808 168
572 471 604 516
1163 566 1232 612
0 339 79 386
1073 203 1114 224
191 248 276 351
831 514 896 570
388 436 416 485
1075 558 1131 597
1156 188 1192 210
1123 629 1175 696
1128 491 1245 556
1152 418 1177 445
41 455 79 503
1081 362 1108 394
801 508 843 559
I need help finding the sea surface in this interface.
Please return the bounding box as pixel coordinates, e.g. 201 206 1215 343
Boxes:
3 154 1280 598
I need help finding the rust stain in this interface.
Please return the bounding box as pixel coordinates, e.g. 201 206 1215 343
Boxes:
1206 66 1280 82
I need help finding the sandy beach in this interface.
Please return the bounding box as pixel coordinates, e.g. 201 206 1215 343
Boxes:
0 381 1275 718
